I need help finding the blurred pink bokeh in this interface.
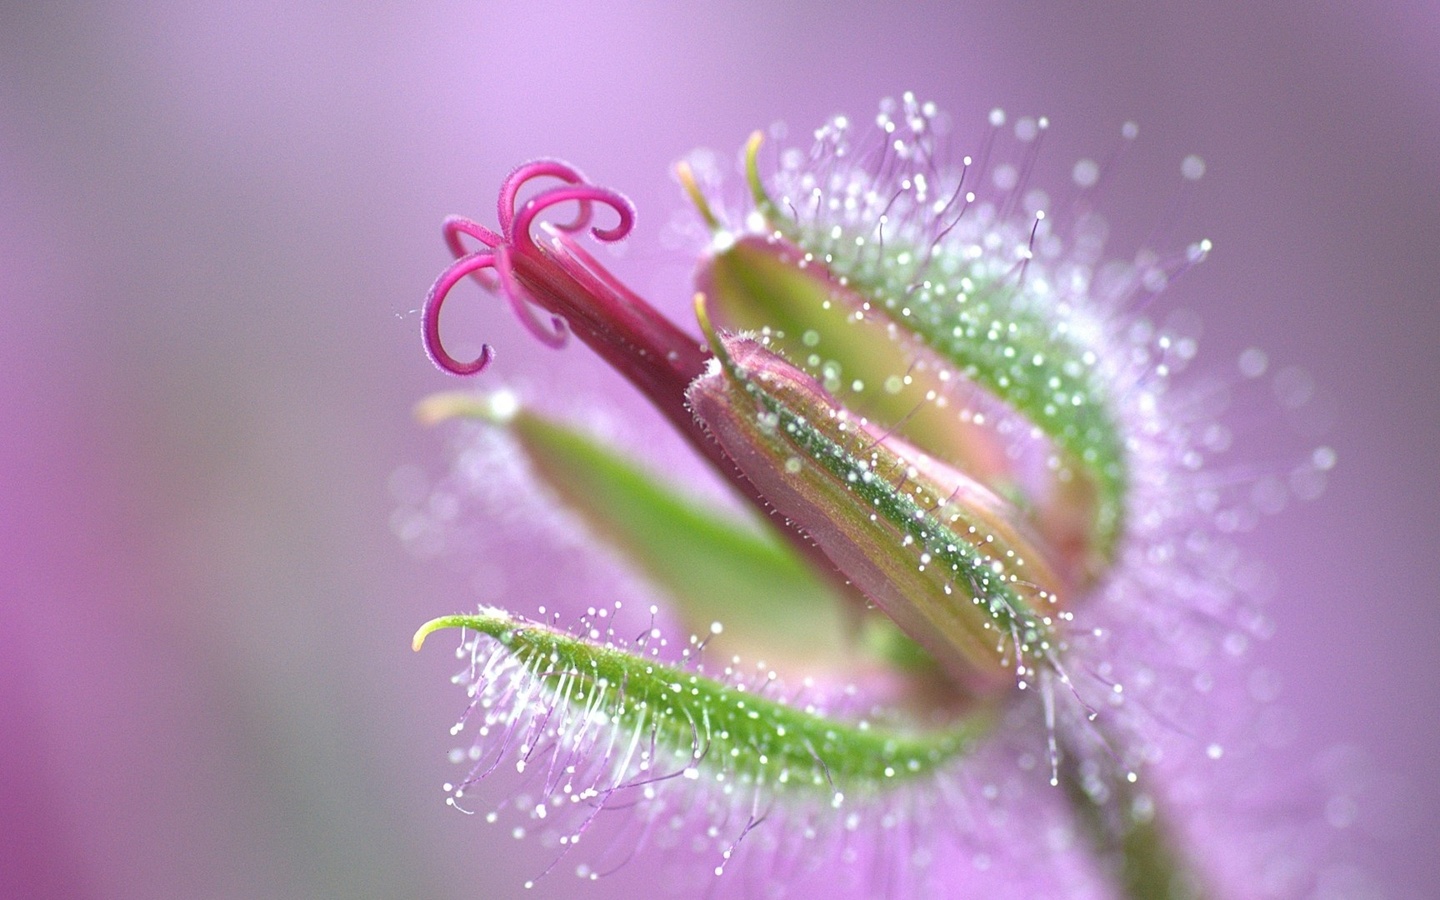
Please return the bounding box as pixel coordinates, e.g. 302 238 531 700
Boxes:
3 2 1436 897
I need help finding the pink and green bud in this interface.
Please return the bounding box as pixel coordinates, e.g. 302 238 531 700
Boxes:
687 306 1066 701
684 133 1127 588
697 233 1015 507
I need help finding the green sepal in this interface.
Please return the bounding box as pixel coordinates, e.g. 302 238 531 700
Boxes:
687 328 1066 699
419 391 874 669
414 611 990 792
692 135 1129 582
701 237 1014 496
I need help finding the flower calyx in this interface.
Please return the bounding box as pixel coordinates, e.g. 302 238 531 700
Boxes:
689 296 1069 701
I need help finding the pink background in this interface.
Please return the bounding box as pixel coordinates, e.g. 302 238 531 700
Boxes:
2 2 1435 897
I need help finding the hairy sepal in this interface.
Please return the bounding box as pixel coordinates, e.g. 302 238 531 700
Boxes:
687 333 1067 701
699 235 1014 495
779 218 1125 564
413 612 988 797
417 390 858 670
704 137 1131 585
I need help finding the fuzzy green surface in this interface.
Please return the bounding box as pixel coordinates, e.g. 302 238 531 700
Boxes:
414 613 988 792
424 392 855 663
740 373 1056 659
777 219 1128 559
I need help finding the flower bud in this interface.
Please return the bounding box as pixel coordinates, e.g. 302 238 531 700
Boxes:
687 309 1066 700
686 135 1128 589
698 233 1015 495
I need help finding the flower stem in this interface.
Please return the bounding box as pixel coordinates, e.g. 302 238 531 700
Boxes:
1058 732 1206 900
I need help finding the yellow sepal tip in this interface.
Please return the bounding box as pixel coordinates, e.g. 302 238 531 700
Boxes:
412 616 462 652
675 160 720 231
